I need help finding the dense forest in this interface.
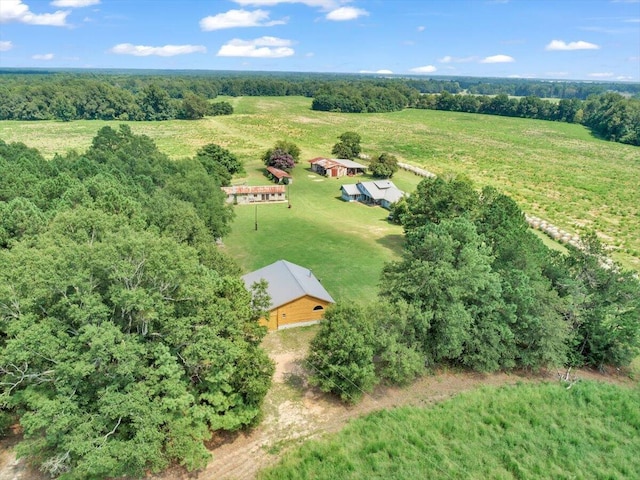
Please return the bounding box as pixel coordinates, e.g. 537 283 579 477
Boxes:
0 127 275 478
308 176 640 403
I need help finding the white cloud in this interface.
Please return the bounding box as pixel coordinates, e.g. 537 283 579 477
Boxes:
617 75 634 80
624 18 640 22
110 43 207 57
32 53 54 60
409 65 437 73
630 56 640 62
217 36 294 58
438 55 477 63
50 0 100 7
326 7 368 21
480 54 515 63
0 40 13 51
545 40 600 51
234 0 340 8
200 9 286 31
0 0 69 26
359 69 394 74
588 72 614 78
417 25 425 32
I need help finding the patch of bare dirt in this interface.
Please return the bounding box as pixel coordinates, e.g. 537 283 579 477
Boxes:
1 332 634 480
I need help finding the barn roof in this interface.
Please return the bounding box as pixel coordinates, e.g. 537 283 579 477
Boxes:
334 159 366 169
308 157 366 170
242 260 334 309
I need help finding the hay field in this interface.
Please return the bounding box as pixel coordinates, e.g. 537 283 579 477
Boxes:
1 95 638 270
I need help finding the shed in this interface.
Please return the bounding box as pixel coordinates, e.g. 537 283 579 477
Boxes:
266 166 293 184
242 260 335 331
309 158 366 178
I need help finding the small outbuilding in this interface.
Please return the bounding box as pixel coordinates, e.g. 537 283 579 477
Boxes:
266 166 293 184
242 260 335 331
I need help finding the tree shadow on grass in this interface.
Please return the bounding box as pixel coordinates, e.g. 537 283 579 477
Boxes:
376 233 405 254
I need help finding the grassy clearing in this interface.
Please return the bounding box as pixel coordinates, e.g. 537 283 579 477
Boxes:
530 228 568 255
258 381 640 480
1 95 638 269
221 163 412 301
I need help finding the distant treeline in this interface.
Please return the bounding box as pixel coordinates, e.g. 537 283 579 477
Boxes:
0 75 233 121
1 70 637 120
454 77 640 99
415 92 640 146
0 73 458 120
0 72 638 145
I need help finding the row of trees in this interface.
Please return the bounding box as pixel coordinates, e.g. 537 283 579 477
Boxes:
0 127 274 478
311 83 418 113
415 92 640 146
0 79 233 121
308 176 640 403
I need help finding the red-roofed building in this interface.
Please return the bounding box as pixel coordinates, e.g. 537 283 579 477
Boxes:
309 157 366 178
266 166 293 184
221 185 287 204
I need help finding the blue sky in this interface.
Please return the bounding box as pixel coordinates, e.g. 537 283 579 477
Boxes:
1 0 639 81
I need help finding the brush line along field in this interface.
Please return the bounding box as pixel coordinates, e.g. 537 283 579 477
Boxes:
1 95 638 274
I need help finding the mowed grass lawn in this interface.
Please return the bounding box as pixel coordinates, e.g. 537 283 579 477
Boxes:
221 165 411 301
1 95 639 271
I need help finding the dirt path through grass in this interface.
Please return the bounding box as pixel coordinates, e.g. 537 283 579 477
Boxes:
158 327 635 480
1 327 633 480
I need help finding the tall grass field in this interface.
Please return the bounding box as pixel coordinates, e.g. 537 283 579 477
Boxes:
258 381 640 479
1 96 638 274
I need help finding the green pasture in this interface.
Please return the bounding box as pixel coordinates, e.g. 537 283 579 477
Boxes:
1 95 638 270
259 381 640 480
221 164 412 301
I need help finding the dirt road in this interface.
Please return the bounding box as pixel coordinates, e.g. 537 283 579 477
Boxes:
1 327 632 480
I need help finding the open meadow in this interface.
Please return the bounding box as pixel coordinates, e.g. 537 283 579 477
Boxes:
259 380 640 480
1 95 639 282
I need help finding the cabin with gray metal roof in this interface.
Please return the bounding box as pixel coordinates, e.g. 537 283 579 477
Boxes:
242 260 334 330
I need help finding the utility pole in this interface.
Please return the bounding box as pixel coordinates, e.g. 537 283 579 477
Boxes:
254 204 258 231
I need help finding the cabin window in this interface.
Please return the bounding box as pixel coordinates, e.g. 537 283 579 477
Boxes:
313 305 324 311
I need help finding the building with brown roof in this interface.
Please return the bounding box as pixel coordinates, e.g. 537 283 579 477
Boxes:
309 157 366 178
221 185 287 204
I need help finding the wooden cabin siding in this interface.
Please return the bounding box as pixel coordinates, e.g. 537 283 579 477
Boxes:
259 295 331 330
